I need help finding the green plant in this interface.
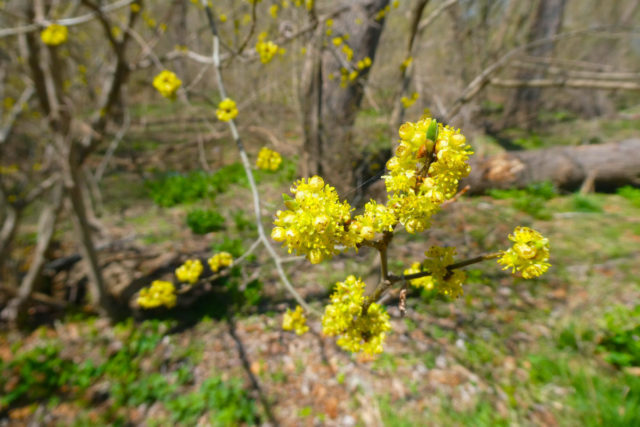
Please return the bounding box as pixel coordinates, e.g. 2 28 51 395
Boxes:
598 305 640 367
0 343 99 411
232 209 257 232
617 185 640 208
146 163 253 207
165 376 258 425
571 194 603 213
186 208 226 234
212 237 245 258
488 181 557 219
528 353 640 425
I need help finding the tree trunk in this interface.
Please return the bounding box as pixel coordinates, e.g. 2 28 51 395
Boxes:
300 0 390 197
501 0 567 128
462 139 640 194
1 182 63 325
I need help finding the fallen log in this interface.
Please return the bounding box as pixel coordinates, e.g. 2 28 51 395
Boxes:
462 138 640 194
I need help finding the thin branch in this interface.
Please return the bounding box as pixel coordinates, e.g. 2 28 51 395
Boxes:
0 86 35 144
200 0 316 315
443 26 640 122
0 0 136 38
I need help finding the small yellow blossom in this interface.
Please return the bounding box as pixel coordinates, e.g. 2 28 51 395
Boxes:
498 227 550 279
256 147 282 171
282 305 309 335
137 280 177 309
404 262 434 290
216 98 238 122
219 13 227 23
256 40 280 64
41 24 68 46
130 3 141 13
401 92 419 109
269 4 279 18
332 37 343 46
208 252 233 272
421 246 466 298
400 56 413 71
153 70 182 99
175 259 203 284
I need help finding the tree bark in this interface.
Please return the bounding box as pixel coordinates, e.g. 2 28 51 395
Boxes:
300 0 390 196
462 139 640 194
501 0 567 128
1 182 63 325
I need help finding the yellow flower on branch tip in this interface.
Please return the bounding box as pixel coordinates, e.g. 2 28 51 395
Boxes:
384 117 473 233
282 306 309 335
498 226 550 279
216 98 238 122
322 275 391 355
208 252 233 272
41 24 68 46
272 176 358 264
256 147 282 171
137 280 177 309
153 70 182 99
175 259 203 284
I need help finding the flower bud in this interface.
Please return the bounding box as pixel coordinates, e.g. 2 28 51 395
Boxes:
314 214 330 232
308 176 324 191
398 122 415 140
360 226 375 241
514 243 536 259
451 133 466 146
308 249 322 264
271 227 286 241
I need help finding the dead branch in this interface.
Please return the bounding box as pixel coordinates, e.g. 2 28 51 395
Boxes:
443 26 640 122
489 77 640 91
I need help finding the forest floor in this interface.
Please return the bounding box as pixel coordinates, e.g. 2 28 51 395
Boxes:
2 107 640 426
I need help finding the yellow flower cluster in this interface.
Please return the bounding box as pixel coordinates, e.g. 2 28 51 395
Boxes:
404 262 434 291
175 259 203 284
356 56 372 70
216 98 238 122
498 226 551 279
385 117 473 233
137 280 177 309
256 147 282 171
339 67 359 87
208 252 233 272
420 246 466 299
322 276 391 355
40 24 68 46
269 4 279 18
256 33 283 64
401 92 419 109
153 70 182 99
272 176 358 263
375 4 391 21
352 200 397 239
282 305 309 335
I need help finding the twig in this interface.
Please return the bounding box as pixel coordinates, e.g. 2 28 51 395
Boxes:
94 108 130 182
200 1 317 315
0 0 136 38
